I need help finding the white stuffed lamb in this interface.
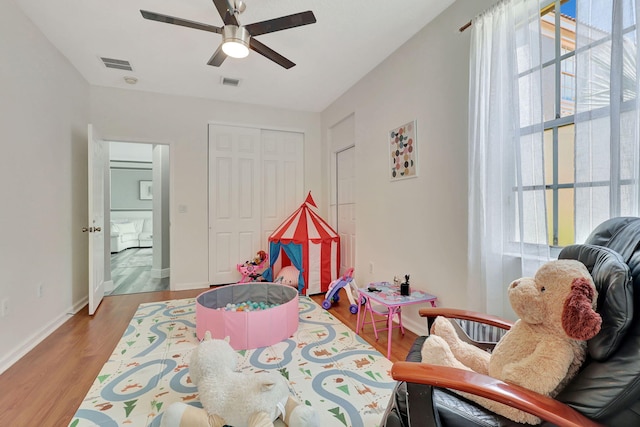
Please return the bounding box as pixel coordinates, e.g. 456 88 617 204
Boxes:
161 332 319 427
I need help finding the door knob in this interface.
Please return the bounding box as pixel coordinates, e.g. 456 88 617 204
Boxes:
94 227 102 232
82 227 89 233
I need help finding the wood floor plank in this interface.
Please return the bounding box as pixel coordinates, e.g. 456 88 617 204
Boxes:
0 287 421 427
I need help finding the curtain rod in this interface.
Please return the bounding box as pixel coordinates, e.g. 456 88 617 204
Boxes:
460 2 559 32
459 20 472 32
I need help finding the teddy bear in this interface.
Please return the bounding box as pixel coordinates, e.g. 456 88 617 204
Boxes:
420 259 602 424
160 332 319 427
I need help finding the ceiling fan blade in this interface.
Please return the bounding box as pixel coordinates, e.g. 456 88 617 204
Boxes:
249 38 295 69
207 45 227 67
212 0 239 26
244 11 316 37
140 10 222 34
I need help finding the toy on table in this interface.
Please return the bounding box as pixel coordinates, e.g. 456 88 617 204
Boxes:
400 274 410 296
237 250 269 283
322 268 364 314
160 332 319 427
421 259 602 424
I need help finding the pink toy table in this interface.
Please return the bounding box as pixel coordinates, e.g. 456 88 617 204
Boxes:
357 282 437 359
196 283 299 350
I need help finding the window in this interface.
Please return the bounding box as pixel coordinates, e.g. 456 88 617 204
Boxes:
531 0 640 247
469 0 640 316
541 0 577 247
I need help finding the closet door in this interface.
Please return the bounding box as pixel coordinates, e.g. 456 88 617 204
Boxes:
261 130 304 246
208 125 261 285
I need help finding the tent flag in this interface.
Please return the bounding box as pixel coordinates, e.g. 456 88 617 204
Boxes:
305 191 317 208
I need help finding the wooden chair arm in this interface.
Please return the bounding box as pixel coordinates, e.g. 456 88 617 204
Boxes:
391 362 603 427
418 307 514 330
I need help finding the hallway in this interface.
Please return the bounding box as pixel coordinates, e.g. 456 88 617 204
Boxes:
109 248 169 295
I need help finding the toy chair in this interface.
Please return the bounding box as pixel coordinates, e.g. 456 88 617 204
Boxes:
382 218 640 427
359 296 404 340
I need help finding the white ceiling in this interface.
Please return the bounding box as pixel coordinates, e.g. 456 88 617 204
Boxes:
15 0 455 112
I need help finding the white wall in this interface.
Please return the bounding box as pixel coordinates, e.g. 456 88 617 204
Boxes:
110 141 152 162
90 87 323 289
110 169 153 209
0 1 90 372
321 0 498 332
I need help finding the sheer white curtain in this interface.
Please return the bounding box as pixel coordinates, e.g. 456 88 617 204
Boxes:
574 0 640 241
468 0 550 316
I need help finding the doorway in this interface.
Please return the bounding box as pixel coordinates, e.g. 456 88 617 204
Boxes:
107 141 170 295
329 114 356 276
336 146 356 274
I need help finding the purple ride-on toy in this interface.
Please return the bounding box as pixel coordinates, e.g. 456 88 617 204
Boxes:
322 268 365 314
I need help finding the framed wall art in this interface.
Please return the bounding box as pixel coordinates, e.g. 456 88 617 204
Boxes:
139 180 153 200
389 120 417 180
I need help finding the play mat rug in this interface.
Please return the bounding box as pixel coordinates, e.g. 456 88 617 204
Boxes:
70 296 396 427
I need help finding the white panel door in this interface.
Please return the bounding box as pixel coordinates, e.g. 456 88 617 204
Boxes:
208 125 261 284
87 124 106 315
337 147 356 274
261 130 304 246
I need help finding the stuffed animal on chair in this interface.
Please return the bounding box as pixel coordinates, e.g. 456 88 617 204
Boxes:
237 251 269 283
421 259 602 425
160 332 319 427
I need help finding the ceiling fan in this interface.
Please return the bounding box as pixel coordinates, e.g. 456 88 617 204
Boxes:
140 0 316 69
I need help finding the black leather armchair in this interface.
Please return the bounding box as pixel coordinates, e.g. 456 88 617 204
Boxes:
383 217 640 427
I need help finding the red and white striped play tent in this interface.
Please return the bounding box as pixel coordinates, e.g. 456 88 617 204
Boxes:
263 193 340 295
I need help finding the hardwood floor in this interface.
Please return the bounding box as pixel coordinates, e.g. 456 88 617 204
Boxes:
0 288 419 427
109 248 169 295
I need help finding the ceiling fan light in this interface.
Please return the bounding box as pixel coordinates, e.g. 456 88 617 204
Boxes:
222 41 249 58
222 25 250 58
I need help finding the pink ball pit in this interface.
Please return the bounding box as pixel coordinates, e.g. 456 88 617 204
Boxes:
195 283 299 350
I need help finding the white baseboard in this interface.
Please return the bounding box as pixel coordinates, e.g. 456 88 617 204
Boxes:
171 281 210 291
104 280 114 293
70 296 88 314
0 297 89 375
150 268 170 279
401 317 425 337
0 305 80 375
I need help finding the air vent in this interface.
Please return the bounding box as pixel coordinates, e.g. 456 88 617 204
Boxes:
221 77 241 87
100 57 133 71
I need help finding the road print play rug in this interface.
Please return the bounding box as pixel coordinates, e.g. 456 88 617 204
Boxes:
70 296 396 427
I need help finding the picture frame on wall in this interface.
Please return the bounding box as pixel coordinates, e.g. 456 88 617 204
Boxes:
389 120 417 181
139 180 152 200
